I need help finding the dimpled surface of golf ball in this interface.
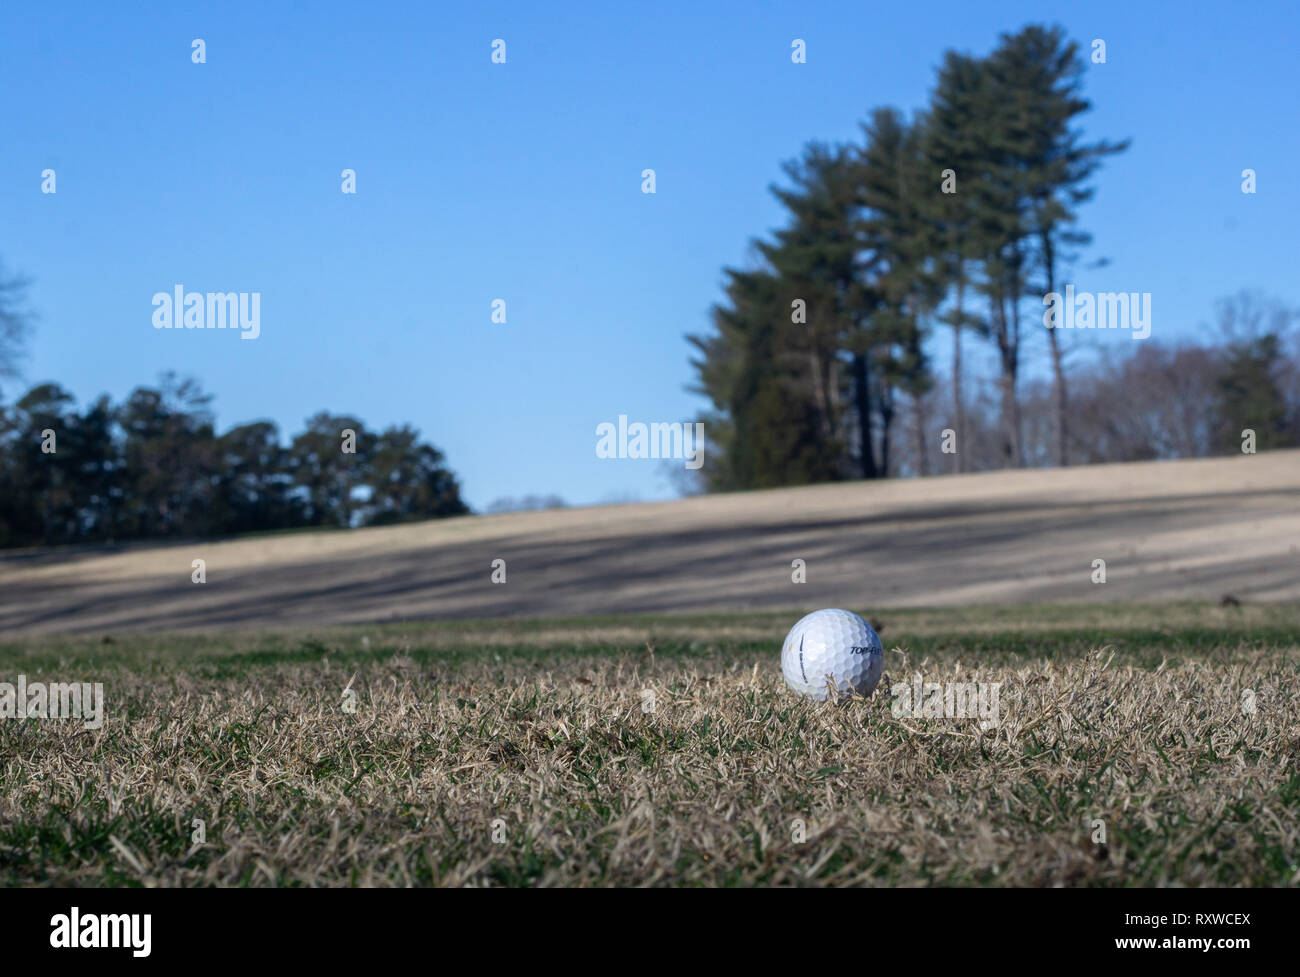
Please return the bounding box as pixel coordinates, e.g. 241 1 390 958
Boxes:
781 608 884 701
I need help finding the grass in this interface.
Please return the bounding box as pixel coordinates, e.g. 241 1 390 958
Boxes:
1 602 1297 887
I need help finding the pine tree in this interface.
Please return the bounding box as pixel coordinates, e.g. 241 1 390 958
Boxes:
976 36 1046 467
858 108 938 476
687 143 866 488
925 52 994 471
687 265 843 489
1217 334 1290 452
997 25 1129 466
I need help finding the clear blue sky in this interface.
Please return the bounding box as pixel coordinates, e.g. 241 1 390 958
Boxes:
3 1 1297 508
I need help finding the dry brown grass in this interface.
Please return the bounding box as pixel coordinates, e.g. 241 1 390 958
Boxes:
3 449 1298 634
2 604 1297 886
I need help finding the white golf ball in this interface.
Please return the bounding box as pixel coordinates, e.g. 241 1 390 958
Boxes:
780 608 884 701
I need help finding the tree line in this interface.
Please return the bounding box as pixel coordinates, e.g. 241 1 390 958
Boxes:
688 24 1274 489
0 373 467 549
880 291 1300 476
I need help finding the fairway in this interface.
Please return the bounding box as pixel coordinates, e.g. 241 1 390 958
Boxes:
3 450 1298 636
3 603 1297 887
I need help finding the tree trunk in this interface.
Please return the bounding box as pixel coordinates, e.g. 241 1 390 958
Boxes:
1042 234 1069 466
1005 256 1024 468
914 392 929 475
808 345 832 443
993 288 1022 468
999 342 1021 467
852 352 878 478
952 275 965 473
879 386 894 477
1046 325 1068 466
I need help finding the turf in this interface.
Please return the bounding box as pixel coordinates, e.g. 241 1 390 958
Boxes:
1 602 1297 886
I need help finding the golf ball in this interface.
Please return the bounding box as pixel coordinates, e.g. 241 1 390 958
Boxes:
780 608 884 700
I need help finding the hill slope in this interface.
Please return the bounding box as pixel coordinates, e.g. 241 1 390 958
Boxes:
2 451 1297 635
